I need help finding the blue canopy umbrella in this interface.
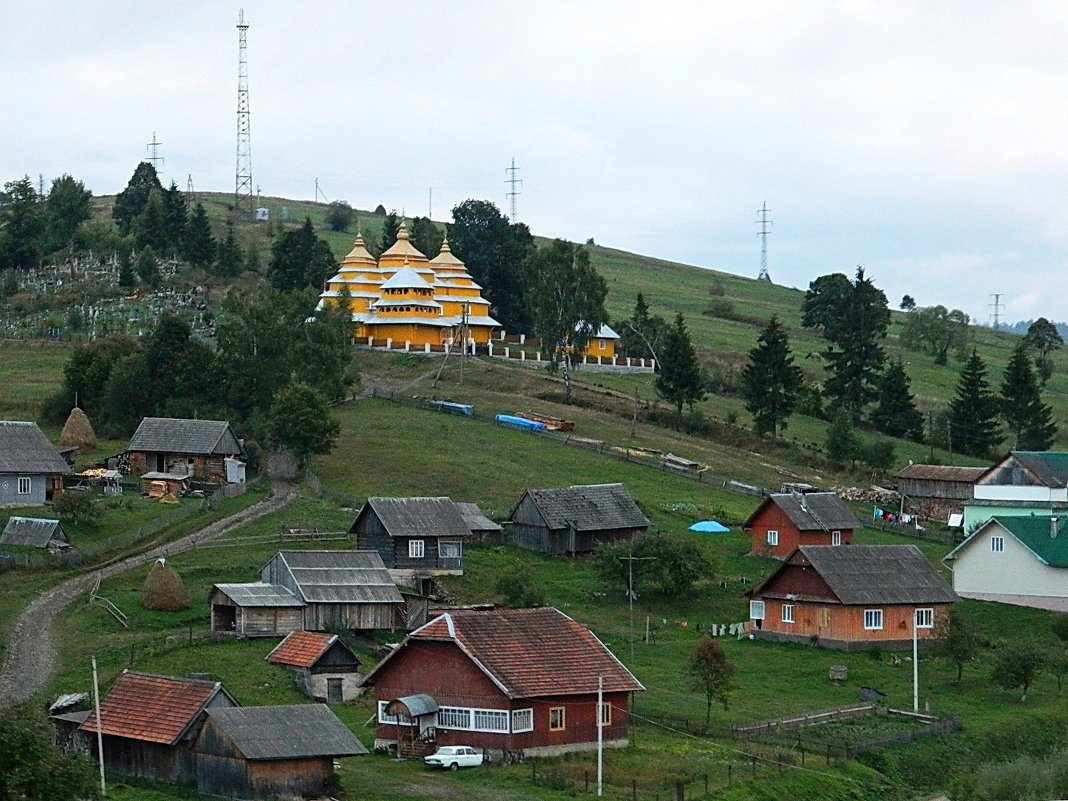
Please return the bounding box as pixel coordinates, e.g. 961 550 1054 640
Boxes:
688 520 730 533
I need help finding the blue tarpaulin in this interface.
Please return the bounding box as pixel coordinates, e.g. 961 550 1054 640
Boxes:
688 520 730 533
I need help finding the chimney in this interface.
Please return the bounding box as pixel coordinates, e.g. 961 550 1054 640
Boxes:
1052 517 1059 539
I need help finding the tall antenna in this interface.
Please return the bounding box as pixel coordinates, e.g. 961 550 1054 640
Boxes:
235 9 254 214
186 173 194 195
989 293 1003 328
505 158 522 221
146 132 164 170
756 201 772 282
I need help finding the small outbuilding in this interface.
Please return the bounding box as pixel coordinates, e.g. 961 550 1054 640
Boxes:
894 464 985 522
506 483 650 555
456 501 503 544
0 516 69 551
266 630 362 702
744 492 863 559
126 417 245 482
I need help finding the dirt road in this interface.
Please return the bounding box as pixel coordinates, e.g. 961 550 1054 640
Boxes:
0 480 299 702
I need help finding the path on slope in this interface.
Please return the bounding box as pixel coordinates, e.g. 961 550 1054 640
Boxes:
0 480 299 702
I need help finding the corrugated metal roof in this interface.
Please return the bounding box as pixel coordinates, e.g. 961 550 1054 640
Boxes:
212 583 304 607
0 421 71 475
746 493 863 531
0 516 66 548
894 464 986 482
278 551 404 605
206 705 368 760
369 607 644 698
456 502 502 533
127 417 242 456
80 671 234 745
515 484 650 532
355 497 472 539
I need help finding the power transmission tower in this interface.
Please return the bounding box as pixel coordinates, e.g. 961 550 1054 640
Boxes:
756 201 772 282
235 9 254 214
989 293 1003 328
186 173 194 195
505 158 522 221
146 132 164 170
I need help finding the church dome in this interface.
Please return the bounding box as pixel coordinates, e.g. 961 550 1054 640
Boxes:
379 220 429 266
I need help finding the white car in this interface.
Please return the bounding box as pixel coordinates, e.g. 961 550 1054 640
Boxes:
424 745 484 770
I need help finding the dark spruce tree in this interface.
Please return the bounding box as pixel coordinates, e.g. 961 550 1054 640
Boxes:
655 313 705 428
42 174 92 256
0 176 42 270
740 316 803 438
619 292 667 361
160 181 189 256
183 202 216 269
409 216 443 258
1001 340 1056 451
870 359 925 441
378 209 400 257
112 161 162 235
215 219 243 277
266 218 336 291
825 408 861 469
948 350 1002 458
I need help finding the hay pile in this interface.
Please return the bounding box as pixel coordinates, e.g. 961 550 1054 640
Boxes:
140 559 190 611
60 407 97 450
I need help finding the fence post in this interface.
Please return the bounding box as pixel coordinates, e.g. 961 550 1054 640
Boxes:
585 771 589 792
531 762 536 783
751 756 757 777
632 778 637 801
727 764 732 785
675 780 684 801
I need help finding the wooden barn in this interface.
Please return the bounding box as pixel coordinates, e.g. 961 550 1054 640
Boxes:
0 421 71 506
894 464 985 522
746 545 958 651
210 551 405 636
456 501 503 544
361 607 645 760
266 630 362 702
125 417 245 482
0 516 69 551
965 450 1068 530
506 483 650 556
744 492 863 559
350 497 471 578
194 705 366 800
78 671 238 784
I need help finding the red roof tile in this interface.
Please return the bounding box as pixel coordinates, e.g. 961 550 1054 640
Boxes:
265 630 336 669
407 607 644 697
80 671 230 745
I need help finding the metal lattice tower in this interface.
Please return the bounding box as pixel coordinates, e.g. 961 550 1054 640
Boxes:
989 293 1003 328
757 201 772 282
505 158 522 221
235 9 253 213
146 132 164 169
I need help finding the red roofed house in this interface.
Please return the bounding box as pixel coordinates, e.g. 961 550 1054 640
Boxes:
360 607 644 760
78 670 238 784
266 630 362 703
744 492 863 559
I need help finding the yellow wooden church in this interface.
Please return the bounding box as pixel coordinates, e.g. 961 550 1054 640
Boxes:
315 221 500 348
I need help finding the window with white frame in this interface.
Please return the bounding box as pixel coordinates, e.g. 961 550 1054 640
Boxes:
549 707 565 731
437 707 472 729
597 701 611 727
991 536 1005 553
831 530 842 546
781 604 795 624
408 539 425 559
767 530 779 546
473 709 509 732
511 708 533 733
914 608 934 629
17 477 31 495
377 701 412 725
598 339 607 350
863 609 884 630
750 600 765 620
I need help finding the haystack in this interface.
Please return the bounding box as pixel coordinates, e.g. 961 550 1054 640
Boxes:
140 559 190 611
60 407 97 450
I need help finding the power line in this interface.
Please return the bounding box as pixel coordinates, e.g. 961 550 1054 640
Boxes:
756 202 772 282
234 9 254 214
505 158 522 221
146 132 164 170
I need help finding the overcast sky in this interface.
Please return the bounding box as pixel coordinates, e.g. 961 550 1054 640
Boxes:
3 1 1067 323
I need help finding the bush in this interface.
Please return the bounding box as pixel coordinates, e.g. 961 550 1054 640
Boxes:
53 491 101 526
495 566 547 608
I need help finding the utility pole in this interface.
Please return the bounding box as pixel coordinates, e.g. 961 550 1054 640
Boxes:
505 158 522 221
756 201 772 282
235 9 254 214
619 551 656 659
91 656 106 796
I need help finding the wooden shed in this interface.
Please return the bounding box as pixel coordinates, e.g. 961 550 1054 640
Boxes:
0 516 69 551
744 492 863 559
194 705 367 800
209 583 305 637
506 483 650 556
266 630 362 702
456 501 503 544
894 464 985 522
126 417 245 482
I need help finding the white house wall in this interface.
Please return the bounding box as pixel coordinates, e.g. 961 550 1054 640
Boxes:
951 522 1068 605
972 486 1062 503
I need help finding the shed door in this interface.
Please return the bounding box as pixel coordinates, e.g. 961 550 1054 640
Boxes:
327 678 343 703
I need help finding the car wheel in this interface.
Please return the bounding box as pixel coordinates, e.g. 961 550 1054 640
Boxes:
449 762 459 771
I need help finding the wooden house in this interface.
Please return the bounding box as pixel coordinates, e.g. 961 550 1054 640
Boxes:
78 671 238 784
893 464 985 522
126 417 245 482
746 545 958 651
266 630 362 702
350 497 471 580
456 501 503 544
966 451 1068 530
744 492 862 559
943 515 1068 611
210 550 404 636
361 606 644 760
506 483 650 556
0 421 71 505
0 516 69 551
195 705 366 800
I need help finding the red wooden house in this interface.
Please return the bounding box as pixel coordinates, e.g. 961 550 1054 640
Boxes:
745 545 958 651
744 492 862 558
360 607 644 760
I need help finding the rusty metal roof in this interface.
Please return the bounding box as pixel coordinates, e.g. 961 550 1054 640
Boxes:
79 671 235 745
